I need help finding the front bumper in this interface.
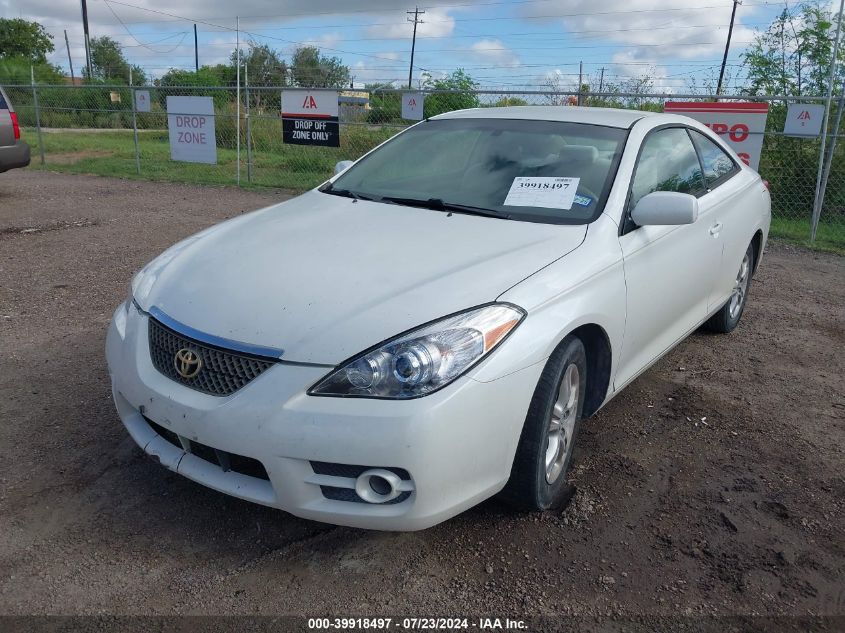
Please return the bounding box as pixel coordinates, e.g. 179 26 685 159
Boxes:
105 304 542 531
0 140 31 173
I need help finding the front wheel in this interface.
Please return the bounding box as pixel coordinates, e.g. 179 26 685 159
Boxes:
703 241 755 333
500 336 586 511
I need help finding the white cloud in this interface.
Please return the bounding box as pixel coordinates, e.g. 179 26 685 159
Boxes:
300 32 343 51
7 0 471 74
364 8 456 40
520 0 759 60
469 39 520 68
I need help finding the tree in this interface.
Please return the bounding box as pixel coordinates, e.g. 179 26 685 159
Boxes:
422 69 480 117
156 67 228 108
203 63 237 86
88 35 146 84
365 82 402 123
542 70 570 105
743 2 844 97
0 56 63 83
290 46 350 88
493 96 528 107
158 67 222 87
230 41 288 109
0 19 54 62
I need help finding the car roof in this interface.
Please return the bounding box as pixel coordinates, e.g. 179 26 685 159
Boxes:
431 105 661 128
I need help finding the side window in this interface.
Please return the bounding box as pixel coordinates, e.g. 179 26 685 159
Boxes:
689 129 739 186
629 128 706 213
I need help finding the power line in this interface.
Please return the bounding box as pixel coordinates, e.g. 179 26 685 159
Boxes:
55 1 776 27
102 0 413 64
102 0 187 53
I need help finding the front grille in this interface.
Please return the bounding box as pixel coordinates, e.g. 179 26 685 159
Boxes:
148 317 275 396
145 416 270 481
320 485 411 505
310 461 411 481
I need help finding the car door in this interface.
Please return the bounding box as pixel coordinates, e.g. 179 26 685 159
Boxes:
614 126 722 390
688 128 755 311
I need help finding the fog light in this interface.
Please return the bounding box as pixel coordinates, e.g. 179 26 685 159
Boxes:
355 469 403 504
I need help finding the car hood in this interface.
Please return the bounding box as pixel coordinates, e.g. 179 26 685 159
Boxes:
135 190 586 365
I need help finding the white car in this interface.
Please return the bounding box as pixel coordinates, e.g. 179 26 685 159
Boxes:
106 106 770 531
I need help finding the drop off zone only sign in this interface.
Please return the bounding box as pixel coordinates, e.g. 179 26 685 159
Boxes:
282 90 340 147
166 96 217 164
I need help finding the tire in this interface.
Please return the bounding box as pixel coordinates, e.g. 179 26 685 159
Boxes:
703 241 755 334
500 336 587 511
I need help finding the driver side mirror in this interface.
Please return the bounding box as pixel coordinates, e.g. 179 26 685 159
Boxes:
631 191 699 226
334 160 354 176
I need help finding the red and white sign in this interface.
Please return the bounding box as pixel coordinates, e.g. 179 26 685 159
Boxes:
665 102 769 170
166 96 217 165
402 92 424 120
281 90 339 147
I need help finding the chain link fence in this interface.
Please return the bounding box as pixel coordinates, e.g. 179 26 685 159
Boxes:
4 83 844 250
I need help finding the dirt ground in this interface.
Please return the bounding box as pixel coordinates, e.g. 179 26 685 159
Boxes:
0 171 843 629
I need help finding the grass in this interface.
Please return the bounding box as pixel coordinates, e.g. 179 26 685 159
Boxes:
18 127 845 255
20 123 396 191
769 216 845 256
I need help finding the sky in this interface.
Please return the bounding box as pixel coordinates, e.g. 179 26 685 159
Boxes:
1 0 839 92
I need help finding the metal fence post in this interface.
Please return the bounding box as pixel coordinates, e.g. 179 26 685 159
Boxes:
814 94 844 240
245 66 253 183
236 16 241 186
130 87 141 175
809 0 844 242
30 66 45 166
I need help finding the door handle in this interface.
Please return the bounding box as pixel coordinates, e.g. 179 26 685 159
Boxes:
709 222 723 236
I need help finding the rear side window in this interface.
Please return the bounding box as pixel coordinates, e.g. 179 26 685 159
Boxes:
0 92 7 109
629 127 706 210
689 129 739 186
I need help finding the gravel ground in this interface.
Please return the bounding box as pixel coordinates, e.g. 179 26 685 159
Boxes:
0 171 843 629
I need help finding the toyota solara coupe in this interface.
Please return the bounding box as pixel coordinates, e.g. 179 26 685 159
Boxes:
106 106 770 530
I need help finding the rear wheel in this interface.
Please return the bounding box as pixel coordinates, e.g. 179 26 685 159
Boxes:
500 336 586 511
704 241 755 333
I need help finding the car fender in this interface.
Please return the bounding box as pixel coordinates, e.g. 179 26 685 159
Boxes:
470 213 625 398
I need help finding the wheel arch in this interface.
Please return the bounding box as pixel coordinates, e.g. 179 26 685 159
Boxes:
566 323 612 418
751 229 764 274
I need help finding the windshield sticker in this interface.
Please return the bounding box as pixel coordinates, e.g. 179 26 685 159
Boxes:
503 177 580 210
573 194 593 207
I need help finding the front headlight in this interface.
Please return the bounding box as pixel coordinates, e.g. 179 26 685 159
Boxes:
309 303 525 399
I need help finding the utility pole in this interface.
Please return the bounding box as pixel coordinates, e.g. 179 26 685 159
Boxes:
407 7 425 89
716 0 741 96
598 67 605 93
577 61 583 105
64 30 75 84
80 0 92 80
194 24 199 71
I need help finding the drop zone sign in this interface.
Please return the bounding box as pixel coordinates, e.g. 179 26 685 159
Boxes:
282 90 340 147
664 101 769 171
166 96 217 164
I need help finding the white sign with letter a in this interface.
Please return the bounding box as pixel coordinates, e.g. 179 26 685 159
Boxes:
783 104 824 137
135 90 151 113
402 92 424 120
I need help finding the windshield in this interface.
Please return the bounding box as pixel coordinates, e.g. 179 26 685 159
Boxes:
327 117 627 224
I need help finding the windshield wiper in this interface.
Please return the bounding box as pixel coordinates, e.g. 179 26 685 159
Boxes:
320 184 378 201
378 196 512 220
